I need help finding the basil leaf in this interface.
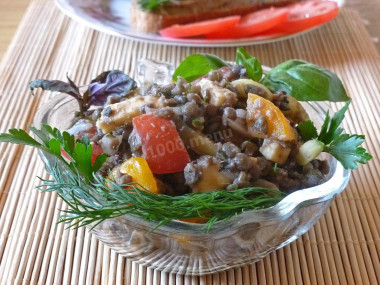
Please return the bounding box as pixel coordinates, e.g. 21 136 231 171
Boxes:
29 75 87 112
236 47 252 65
244 57 263 82
84 70 137 106
236 48 263 81
29 77 81 100
172 54 229 82
260 60 350 101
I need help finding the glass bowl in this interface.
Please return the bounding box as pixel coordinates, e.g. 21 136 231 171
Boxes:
33 93 350 275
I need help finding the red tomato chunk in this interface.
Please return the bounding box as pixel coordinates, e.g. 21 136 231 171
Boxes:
132 114 191 174
91 143 103 164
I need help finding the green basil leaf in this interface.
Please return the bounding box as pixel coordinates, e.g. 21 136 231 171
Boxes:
236 48 263 81
236 47 252 65
244 57 263 82
172 54 229 82
260 60 350 102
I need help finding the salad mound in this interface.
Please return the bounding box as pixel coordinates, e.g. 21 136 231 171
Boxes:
0 48 371 230
70 65 326 195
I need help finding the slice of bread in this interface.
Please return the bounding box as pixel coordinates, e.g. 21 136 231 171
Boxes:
130 0 301 34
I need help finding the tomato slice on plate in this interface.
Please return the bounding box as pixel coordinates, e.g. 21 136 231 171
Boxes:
159 16 240 38
280 0 339 34
206 7 289 39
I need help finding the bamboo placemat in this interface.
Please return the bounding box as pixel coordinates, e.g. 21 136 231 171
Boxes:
0 0 380 284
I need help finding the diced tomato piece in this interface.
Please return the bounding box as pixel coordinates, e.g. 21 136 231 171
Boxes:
91 143 103 164
61 142 103 165
206 7 289 39
159 16 241 38
61 149 71 161
66 120 103 164
279 0 339 34
132 114 191 174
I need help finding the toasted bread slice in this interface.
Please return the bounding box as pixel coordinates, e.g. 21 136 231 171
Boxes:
130 0 300 34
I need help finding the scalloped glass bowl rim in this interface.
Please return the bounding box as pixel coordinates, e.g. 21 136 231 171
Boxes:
33 95 351 235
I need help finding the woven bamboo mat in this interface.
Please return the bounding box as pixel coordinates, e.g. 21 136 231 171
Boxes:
0 0 380 284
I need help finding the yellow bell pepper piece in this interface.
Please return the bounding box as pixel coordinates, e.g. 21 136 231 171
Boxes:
117 157 159 193
246 93 297 142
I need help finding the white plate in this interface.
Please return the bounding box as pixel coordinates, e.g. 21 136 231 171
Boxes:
55 0 345 47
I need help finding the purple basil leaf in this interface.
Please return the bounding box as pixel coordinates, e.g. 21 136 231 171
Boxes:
29 79 81 100
86 70 137 106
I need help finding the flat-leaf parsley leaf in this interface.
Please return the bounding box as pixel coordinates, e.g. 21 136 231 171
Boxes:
298 100 372 169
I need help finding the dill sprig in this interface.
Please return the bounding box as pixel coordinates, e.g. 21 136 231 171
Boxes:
38 160 285 232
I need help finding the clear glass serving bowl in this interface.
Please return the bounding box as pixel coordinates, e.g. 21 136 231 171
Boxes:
33 93 350 275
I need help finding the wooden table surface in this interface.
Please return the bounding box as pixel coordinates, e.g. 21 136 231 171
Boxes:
0 0 31 60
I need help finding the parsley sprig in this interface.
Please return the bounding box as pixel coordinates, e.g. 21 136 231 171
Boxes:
0 125 107 182
298 99 372 169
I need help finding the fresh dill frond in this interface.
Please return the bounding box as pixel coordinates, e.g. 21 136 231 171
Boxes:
38 160 285 232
